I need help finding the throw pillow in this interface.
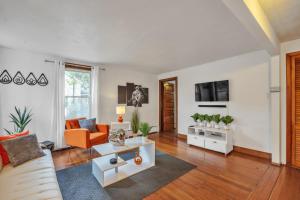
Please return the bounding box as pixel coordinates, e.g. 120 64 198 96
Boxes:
79 118 97 132
0 130 30 165
0 156 2 172
1 134 45 167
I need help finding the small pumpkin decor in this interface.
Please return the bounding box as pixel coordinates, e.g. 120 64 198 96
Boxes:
134 152 143 165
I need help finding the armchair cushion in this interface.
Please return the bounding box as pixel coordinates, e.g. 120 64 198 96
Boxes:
90 132 108 146
78 118 97 133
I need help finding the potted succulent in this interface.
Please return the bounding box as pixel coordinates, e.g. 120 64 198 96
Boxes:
198 114 206 127
139 122 154 138
205 114 213 128
190 113 199 126
221 115 234 130
212 114 221 129
131 109 140 134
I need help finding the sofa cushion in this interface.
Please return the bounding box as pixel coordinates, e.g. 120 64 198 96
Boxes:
79 118 97 132
0 149 63 200
1 134 45 167
0 130 30 165
90 132 107 145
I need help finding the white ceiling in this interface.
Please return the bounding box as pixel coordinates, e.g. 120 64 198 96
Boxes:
259 0 300 42
0 0 262 73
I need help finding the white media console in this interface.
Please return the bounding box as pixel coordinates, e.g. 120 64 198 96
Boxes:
187 126 233 155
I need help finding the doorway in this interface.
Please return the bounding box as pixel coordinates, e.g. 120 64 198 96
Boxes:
159 77 178 136
287 51 300 168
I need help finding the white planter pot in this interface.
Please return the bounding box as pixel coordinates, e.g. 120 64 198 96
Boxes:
206 122 212 128
214 124 220 129
223 124 230 130
199 122 204 127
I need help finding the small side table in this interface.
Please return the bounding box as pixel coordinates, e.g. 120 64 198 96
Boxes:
40 141 54 151
110 121 131 132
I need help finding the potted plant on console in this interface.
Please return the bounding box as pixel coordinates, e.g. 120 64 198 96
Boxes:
212 114 221 129
139 122 154 138
131 109 140 135
205 114 213 128
198 114 206 127
190 113 199 126
221 115 234 130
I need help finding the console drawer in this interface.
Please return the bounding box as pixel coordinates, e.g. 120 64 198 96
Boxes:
187 135 204 147
205 139 226 153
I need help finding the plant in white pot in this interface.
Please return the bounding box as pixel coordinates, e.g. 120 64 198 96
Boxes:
139 122 154 138
190 113 199 126
198 114 206 127
212 114 221 129
205 115 213 128
221 115 234 130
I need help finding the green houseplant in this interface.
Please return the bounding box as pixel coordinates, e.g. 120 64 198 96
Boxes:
190 113 199 125
4 106 32 135
204 114 213 128
212 114 221 129
131 109 140 134
221 115 234 130
198 114 206 127
139 122 154 137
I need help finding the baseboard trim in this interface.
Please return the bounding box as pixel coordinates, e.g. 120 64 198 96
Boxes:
233 145 271 160
177 133 187 140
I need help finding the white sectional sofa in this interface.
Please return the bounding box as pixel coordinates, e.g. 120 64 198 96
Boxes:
0 150 63 200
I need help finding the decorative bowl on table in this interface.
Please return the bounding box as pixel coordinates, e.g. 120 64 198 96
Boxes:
109 129 126 146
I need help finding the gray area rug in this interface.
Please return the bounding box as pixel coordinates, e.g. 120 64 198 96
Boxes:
56 150 195 200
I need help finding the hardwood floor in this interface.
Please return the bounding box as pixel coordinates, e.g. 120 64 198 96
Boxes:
52 133 300 200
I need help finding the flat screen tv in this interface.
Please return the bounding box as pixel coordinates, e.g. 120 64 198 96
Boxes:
195 80 229 101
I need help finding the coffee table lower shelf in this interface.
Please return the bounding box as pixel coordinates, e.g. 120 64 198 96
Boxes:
92 157 154 187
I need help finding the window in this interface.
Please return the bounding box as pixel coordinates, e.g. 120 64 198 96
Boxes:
65 67 91 119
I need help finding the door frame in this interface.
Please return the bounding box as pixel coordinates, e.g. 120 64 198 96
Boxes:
286 51 300 166
159 77 178 135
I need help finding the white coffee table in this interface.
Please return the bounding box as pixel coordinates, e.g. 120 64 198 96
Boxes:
92 137 155 187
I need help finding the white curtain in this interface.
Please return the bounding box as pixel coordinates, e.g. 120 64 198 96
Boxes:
91 66 101 121
51 61 65 149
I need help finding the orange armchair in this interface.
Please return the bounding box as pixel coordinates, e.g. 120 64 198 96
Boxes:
64 118 109 149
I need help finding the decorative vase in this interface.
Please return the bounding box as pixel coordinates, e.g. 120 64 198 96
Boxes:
134 152 143 165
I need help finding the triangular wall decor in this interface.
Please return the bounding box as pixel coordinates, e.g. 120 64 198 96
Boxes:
0 70 12 84
13 71 25 85
26 73 37 86
37 73 48 86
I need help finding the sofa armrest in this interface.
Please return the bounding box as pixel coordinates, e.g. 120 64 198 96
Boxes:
96 124 110 134
64 128 90 148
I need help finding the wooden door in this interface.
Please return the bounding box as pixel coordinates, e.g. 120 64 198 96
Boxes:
162 83 175 131
291 56 300 167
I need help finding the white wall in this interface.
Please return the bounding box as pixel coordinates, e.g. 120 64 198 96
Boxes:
99 66 158 131
0 46 158 142
280 38 300 164
158 50 271 153
0 47 59 142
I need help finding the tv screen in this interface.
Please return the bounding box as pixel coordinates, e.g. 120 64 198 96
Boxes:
195 80 229 101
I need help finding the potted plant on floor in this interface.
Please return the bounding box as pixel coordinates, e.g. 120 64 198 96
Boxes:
131 109 140 134
212 114 221 129
205 114 213 128
190 113 199 126
139 122 154 138
4 106 32 134
221 115 234 130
